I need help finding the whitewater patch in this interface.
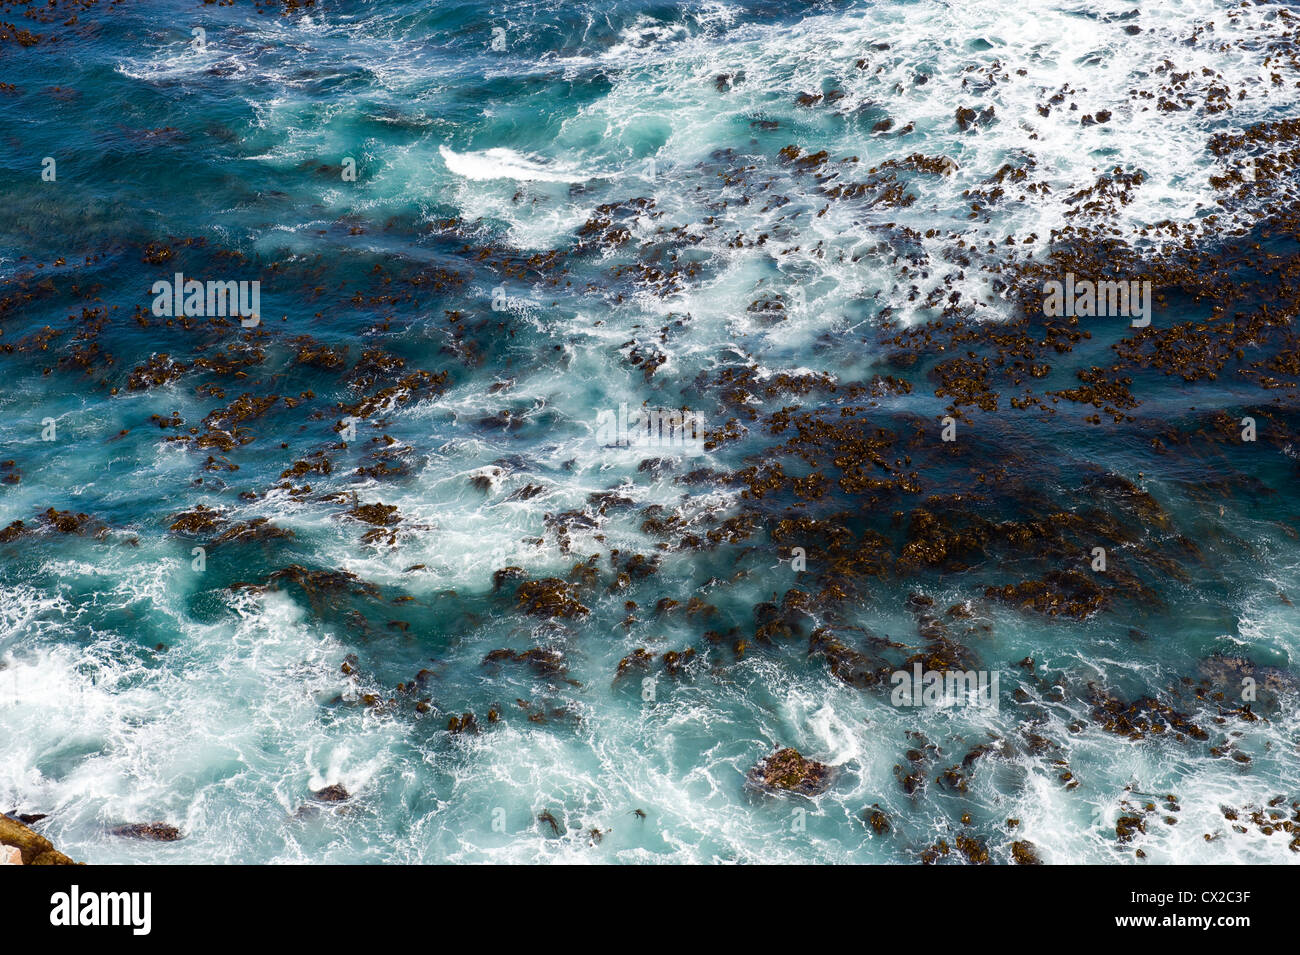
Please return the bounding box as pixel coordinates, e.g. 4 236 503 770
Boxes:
439 145 597 183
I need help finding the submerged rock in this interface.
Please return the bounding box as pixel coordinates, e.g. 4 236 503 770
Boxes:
312 784 351 802
110 822 183 841
955 104 996 130
467 466 504 493
865 804 892 835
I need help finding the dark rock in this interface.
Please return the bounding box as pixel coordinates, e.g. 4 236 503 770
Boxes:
311 784 350 802
749 747 835 796
110 822 183 841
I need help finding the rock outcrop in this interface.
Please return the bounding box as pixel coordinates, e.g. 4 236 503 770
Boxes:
0 814 80 865
748 747 835 796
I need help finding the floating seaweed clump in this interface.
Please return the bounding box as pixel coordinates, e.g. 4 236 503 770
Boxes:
748 747 835 796
514 578 590 619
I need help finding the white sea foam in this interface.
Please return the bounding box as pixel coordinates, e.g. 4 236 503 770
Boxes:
439 145 597 183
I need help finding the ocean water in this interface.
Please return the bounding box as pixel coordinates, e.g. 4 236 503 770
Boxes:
1 0 1299 864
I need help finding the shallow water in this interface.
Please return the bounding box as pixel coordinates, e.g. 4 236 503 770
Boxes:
1 0 1299 864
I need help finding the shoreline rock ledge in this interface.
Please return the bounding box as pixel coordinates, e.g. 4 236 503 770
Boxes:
1 814 82 865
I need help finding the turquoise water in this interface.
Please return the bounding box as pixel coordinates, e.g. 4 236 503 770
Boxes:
1 0 1299 863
